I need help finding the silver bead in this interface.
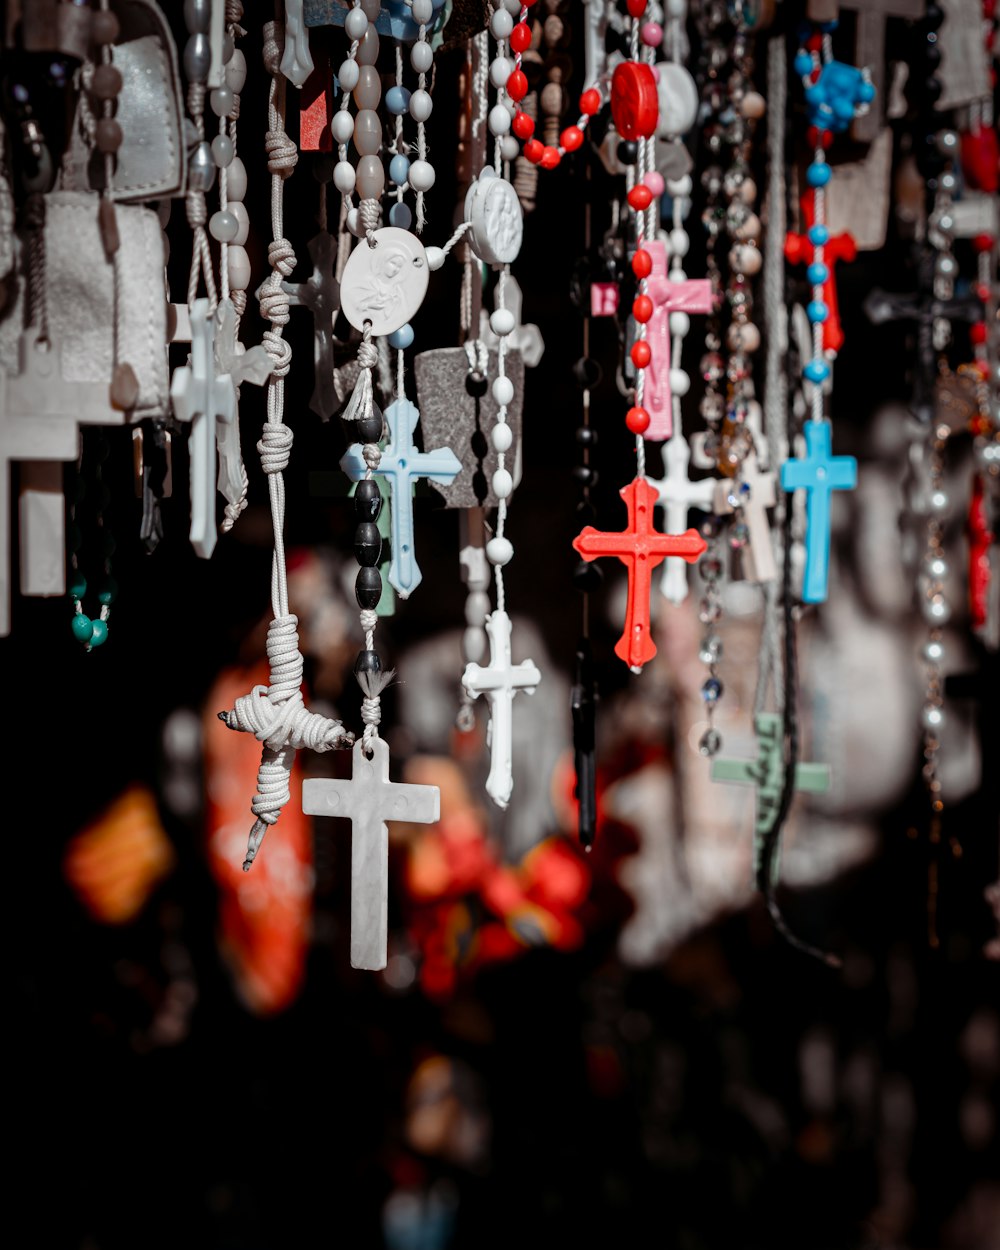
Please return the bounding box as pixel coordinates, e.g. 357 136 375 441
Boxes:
922 638 945 664
935 253 957 279
921 703 945 732
940 171 957 193
188 141 216 191
922 553 949 581
928 488 950 514
183 32 211 83
936 129 959 155
698 637 722 665
921 592 951 625
210 86 234 118
699 728 722 757
183 0 211 34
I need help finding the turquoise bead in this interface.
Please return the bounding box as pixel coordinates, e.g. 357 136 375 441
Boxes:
794 52 813 78
808 224 829 246
388 323 414 350
71 613 94 643
90 619 109 647
807 262 829 285
807 300 828 323
804 359 831 383
69 572 88 599
806 160 831 187
98 577 118 606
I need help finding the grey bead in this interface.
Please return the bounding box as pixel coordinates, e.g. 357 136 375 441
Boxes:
188 140 217 191
211 133 234 167
184 32 212 83
210 86 234 118
184 0 211 34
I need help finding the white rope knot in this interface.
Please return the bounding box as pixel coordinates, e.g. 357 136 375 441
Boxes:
187 81 206 119
231 289 247 317
258 283 290 331
359 609 378 632
359 197 381 244
268 237 296 278
258 422 293 473
221 477 249 531
362 443 382 471
357 339 378 370
185 190 207 228
226 0 244 24
262 20 283 76
266 128 298 174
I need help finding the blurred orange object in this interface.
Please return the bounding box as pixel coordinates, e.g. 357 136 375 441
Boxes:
63 785 176 925
203 663 314 1016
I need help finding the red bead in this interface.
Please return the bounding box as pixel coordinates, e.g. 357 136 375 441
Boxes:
973 232 996 253
540 145 561 169
631 341 651 369
626 0 647 15
806 34 822 52
580 88 602 116
970 321 988 345
561 125 584 152
626 406 650 434
610 62 659 141
522 0 539 6
807 125 834 150
627 184 653 211
510 22 531 54
507 69 528 102
524 139 544 164
632 249 652 279
632 295 653 323
512 111 535 140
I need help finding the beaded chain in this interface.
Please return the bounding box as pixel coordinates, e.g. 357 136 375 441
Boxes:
69 435 116 652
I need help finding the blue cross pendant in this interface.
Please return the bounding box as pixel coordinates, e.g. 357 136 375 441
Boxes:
780 420 857 604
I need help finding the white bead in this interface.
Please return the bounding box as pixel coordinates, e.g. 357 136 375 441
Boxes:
410 40 433 73
411 0 433 21
408 159 435 192
227 244 251 291
669 311 689 336
668 268 687 283
666 174 693 197
463 626 486 664
489 56 512 89
486 536 513 566
209 210 238 242
492 376 514 406
425 245 446 271
669 368 690 396
500 135 520 162
338 58 360 91
491 422 513 452
665 0 687 16
333 161 356 194
490 8 513 37
669 228 689 257
331 109 354 144
489 103 511 135
224 48 247 93
492 468 514 499
227 156 247 202
230 201 250 246
344 8 369 40
409 89 433 122
501 0 521 13
465 590 491 624
490 308 516 336
347 207 365 238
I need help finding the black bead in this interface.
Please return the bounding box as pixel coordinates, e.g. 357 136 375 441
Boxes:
354 521 381 566
354 479 382 521
616 139 638 166
465 370 488 398
576 498 596 526
922 76 942 105
356 402 384 444
354 649 381 676
575 426 598 447
355 565 382 609
572 357 603 389
923 4 944 29
924 43 942 70
573 464 599 488
572 559 604 592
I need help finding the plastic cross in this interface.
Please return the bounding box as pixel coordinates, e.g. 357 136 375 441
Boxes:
169 298 237 560
644 240 714 441
785 190 857 356
340 397 461 598
280 0 315 87
648 433 718 604
721 451 778 585
780 420 857 604
213 298 271 520
711 712 830 879
302 738 439 970
573 476 707 672
462 608 541 810
281 231 341 419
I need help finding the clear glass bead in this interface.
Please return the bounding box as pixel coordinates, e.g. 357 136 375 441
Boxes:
730 521 750 549
922 637 945 664
701 677 723 704
921 592 952 625
699 636 722 665
699 728 722 757
699 599 722 625
921 703 945 732
700 555 723 580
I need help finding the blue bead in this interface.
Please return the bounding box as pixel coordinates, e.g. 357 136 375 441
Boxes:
806 262 829 285
804 359 831 383
385 85 411 116
820 18 838 30
833 95 855 122
388 201 413 229
389 154 410 186
90 619 109 647
804 83 825 108
808 224 829 246
807 300 829 323
859 80 875 103
794 52 813 77
388 323 414 350
701 677 723 704
806 160 831 187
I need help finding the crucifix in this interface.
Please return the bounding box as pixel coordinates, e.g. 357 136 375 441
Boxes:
722 452 778 585
169 298 236 560
2 329 129 635
302 737 440 970
281 231 341 419
836 0 924 143
644 240 714 442
785 190 857 357
462 608 541 811
213 298 272 521
711 712 831 882
780 420 857 605
340 397 461 598
280 0 315 88
649 433 718 604
573 476 707 672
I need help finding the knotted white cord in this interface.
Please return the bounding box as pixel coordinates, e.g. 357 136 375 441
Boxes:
343 322 378 423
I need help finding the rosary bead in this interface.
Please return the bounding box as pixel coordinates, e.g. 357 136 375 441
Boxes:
921 593 951 625
360 0 381 18
344 6 370 40
489 103 511 135
357 25 380 65
804 359 830 384
355 566 382 610
411 40 433 73
385 84 410 115
806 161 831 188
89 618 109 647
698 636 722 665
354 649 382 677
465 591 491 625
641 22 663 47
561 126 584 152
500 136 520 162
573 465 598 488
408 159 435 192
357 404 385 443
225 48 247 93
922 638 945 664
921 703 945 732
489 308 516 337
227 244 251 291
339 58 360 92
91 63 123 101
669 228 689 257
512 111 534 139
333 161 356 193
356 154 385 198
212 133 234 167
626 405 650 434
486 536 513 566
628 184 653 212
617 139 638 166
188 141 217 191
507 69 528 102
354 479 383 521
631 341 651 369
353 108 382 155
491 422 513 452
183 32 211 83
210 86 234 118
632 249 652 279
389 202 413 229
701 677 723 704
184 0 211 32
388 323 415 349
355 522 382 566
807 299 828 323
412 0 434 21
71 612 94 644
425 246 445 270
229 202 249 245
633 295 653 323
575 426 598 447
95 118 123 154
490 57 513 89
698 728 722 757
227 156 247 201
354 65 382 109
409 89 433 122
491 7 514 38
492 468 514 499
331 110 355 145
91 9 120 44
209 209 238 241
492 375 514 406
727 322 761 353
928 487 949 514
669 311 689 336
669 368 690 396
667 173 693 197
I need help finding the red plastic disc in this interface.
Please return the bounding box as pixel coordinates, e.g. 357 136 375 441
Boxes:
610 62 659 142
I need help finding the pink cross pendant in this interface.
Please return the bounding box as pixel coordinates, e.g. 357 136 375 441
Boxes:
644 241 714 442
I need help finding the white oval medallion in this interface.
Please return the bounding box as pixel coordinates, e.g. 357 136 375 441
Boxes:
656 62 699 139
464 167 523 267
340 227 430 335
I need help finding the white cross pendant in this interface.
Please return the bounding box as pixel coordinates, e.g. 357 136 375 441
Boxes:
649 433 718 604
213 298 271 517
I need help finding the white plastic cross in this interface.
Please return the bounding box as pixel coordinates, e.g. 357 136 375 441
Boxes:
722 452 777 585
302 738 440 970
170 298 236 559
280 0 315 88
213 298 271 517
479 276 544 368
648 434 717 604
461 608 541 810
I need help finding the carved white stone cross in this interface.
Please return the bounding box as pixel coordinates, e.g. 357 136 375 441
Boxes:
649 434 718 604
213 298 271 519
169 298 236 559
302 737 440 970
461 608 541 810
1 329 128 635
